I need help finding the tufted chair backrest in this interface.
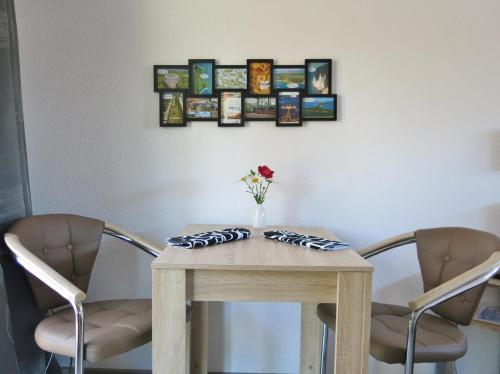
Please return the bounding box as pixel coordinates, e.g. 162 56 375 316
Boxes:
415 227 500 325
7 214 104 310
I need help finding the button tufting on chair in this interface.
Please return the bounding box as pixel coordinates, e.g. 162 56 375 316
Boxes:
370 302 467 364
35 299 193 362
5 213 194 373
316 227 499 374
317 302 467 364
7 214 104 310
36 299 152 362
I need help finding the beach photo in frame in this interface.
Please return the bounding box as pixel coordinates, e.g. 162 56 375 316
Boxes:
215 65 247 90
188 59 216 97
218 90 244 127
273 65 305 90
277 91 302 127
154 65 188 92
302 94 337 121
305 59 332 95
159 91 186 127
244 95 277 121
186 97 218 121
247 59 273 95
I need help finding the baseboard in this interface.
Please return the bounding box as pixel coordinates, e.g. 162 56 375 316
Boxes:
62 370 151 374
62 369 276 374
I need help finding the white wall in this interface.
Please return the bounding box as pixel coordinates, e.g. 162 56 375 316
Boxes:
14 0 500 373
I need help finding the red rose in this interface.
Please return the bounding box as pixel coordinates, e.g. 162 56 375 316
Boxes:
258 165 274 179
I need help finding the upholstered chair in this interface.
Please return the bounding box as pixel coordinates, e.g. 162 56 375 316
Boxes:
316 227 500 374
4 214 192 374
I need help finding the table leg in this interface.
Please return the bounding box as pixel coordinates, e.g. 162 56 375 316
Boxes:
334 272 372 374
190 301 208 374
153 268 187 374
300 303 323 374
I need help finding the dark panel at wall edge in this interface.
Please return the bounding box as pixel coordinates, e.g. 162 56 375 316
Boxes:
0 0 53 373
4 0 32 222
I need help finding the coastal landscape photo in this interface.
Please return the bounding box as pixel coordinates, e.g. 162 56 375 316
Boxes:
273 66 305 89
302 96 336 120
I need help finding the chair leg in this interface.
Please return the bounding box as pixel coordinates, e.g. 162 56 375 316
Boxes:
319 322 329 374
404 310 423 374
71 301 85 374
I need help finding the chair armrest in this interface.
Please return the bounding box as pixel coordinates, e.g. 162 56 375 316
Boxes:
4 233 87 304
356 231 416 259
103 223 162 257
408 252 500 312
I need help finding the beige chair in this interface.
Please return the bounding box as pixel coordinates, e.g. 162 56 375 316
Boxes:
3 214 192 374
316 227 500 374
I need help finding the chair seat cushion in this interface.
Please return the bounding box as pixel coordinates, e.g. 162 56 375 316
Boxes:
317 302 467 364
35 299 191 362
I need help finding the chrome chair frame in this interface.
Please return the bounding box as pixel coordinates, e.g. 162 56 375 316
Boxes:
5 223 162 374
319 232 500 374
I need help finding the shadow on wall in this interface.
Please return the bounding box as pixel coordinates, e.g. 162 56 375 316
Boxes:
329 228 374 249
208 302 226 371
208 302 298 373
482 203 500 236
373 273 423 305
476 129 500 236
331 60 342 122
490 129 500 171
89 236 154 300
97 177 206 235
114 178 205 211
275 168 314 225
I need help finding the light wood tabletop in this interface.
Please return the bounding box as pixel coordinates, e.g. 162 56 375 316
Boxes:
153 224 372 272
152 224 373 374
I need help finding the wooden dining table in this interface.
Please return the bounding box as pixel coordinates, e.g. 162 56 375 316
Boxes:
152 224 373 374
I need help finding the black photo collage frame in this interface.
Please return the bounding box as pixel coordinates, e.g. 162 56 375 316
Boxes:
154 59 337 127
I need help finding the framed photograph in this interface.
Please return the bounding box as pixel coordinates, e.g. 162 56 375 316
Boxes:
215 65 247 90
188 59 216 97
273 65 305 90
186 97 218 121
159 91 186 127
302 94 337 121
247 59 273 95
218 91 244 127
244 95 276 121
276 91 302 127
154 65 188 92
305 59 332 95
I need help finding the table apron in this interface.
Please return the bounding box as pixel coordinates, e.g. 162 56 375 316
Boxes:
185 269 339 303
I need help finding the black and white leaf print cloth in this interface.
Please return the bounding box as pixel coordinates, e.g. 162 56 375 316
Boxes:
165 228 251 249
263 230 349 251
